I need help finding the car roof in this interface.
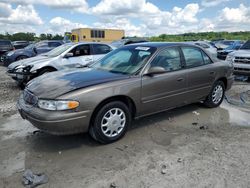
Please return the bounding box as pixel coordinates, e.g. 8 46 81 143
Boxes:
126 42 199 49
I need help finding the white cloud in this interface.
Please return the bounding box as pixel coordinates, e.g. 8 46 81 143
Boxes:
0 3 43 34
49 17 88 34
2 0 89 13
91 0 160 16
201 0 230 7
0 3 12 18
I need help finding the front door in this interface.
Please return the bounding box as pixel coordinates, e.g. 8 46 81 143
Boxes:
140 47 188 116
63 44 93 68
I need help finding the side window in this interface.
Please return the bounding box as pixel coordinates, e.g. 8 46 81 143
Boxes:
36 42 48 48
182 47 204 68
70 45 90 57
49 42 61 47
150 48 182 72
202 51 212 64
93 44 112 55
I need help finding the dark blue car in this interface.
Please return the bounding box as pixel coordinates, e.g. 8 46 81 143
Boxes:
3 40 64 66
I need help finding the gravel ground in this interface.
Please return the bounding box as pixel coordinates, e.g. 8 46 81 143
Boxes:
0 65 250 188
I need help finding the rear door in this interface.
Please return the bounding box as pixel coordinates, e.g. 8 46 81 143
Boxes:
91 44 113 61
140 47 188 115
35 42 50 54
181 46 217 103
62 44 93 68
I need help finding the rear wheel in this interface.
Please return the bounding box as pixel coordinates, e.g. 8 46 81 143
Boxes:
89 101 131 144
204 80 225 108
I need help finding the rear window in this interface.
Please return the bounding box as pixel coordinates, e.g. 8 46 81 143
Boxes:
0 41 11 46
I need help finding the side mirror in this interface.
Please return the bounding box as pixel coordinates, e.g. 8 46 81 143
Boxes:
145 66 166 76
64 53 74 58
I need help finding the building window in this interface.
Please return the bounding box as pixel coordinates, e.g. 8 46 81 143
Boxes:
90 30 105 38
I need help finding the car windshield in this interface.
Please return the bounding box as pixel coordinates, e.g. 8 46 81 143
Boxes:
91 46 156 75
24 43 35 50
43 44 74 57
240 40 250 50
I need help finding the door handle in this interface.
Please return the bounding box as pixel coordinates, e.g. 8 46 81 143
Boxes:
177 78 184 82
85 58 92 61
209 71 215 75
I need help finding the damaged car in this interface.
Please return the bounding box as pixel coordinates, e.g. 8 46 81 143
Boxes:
7 42 114 87
17 42 234 144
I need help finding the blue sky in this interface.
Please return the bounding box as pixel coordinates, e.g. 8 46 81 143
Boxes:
0 0 250 36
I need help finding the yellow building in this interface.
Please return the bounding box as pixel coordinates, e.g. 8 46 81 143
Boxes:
71 28 125 43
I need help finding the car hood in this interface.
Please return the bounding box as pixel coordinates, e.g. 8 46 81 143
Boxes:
8 55 52 69
231 50 250 57
26 68 130 98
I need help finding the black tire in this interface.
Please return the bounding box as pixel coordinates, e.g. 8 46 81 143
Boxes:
16 55 28 61
204 80 225 108
17 81 25 89
89 101 131 144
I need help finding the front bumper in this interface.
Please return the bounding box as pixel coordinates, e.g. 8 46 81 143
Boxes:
2 55 14 66
17 94 91 135
6 69 33 83
233 63 250 77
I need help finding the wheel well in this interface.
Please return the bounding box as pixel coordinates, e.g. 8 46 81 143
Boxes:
89 95 136 127
217 77 227 89
38 66 57 73
15 55 28 60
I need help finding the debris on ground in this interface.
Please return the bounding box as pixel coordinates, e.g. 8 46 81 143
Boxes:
22 169 48 188
161 164 167 174
213 147 219 151
192 122 198 126
177 158 182 163
192 111 200 116
110 182 117 188
235 75 248 82
58 151 62 155
199 125 208 130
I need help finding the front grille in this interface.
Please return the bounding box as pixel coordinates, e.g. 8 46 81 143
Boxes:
23 89 38 105
234 57 250 64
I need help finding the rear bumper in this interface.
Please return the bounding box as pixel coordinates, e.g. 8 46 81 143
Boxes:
17 94 91 135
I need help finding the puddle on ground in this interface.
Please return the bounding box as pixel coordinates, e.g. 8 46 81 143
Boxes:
0 151 25 177
0 114 37 141
220 102 250 127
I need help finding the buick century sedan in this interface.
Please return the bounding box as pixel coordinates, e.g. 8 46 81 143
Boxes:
18 42 234 144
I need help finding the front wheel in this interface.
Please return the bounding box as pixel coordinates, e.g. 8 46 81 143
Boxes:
204 80 225 108
89 101 131 144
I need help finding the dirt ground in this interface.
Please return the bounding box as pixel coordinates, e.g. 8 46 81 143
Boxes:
0 65 250 188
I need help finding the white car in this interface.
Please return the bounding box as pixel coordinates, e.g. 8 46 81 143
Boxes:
226 40 250 79
187 41 217 58
7 42 115 87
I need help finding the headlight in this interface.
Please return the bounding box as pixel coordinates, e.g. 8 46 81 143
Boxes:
7 51 15 56
38 99 79 111
226 55 234 62
15 65 33 73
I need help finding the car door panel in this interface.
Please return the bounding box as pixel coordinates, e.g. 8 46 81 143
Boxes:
181 47 217 103
140 47 188 116
141 70 188 115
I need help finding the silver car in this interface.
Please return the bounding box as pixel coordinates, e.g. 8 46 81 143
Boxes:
7 42 114 87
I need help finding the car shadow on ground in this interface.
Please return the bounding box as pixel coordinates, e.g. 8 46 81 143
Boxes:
27 103 202 153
